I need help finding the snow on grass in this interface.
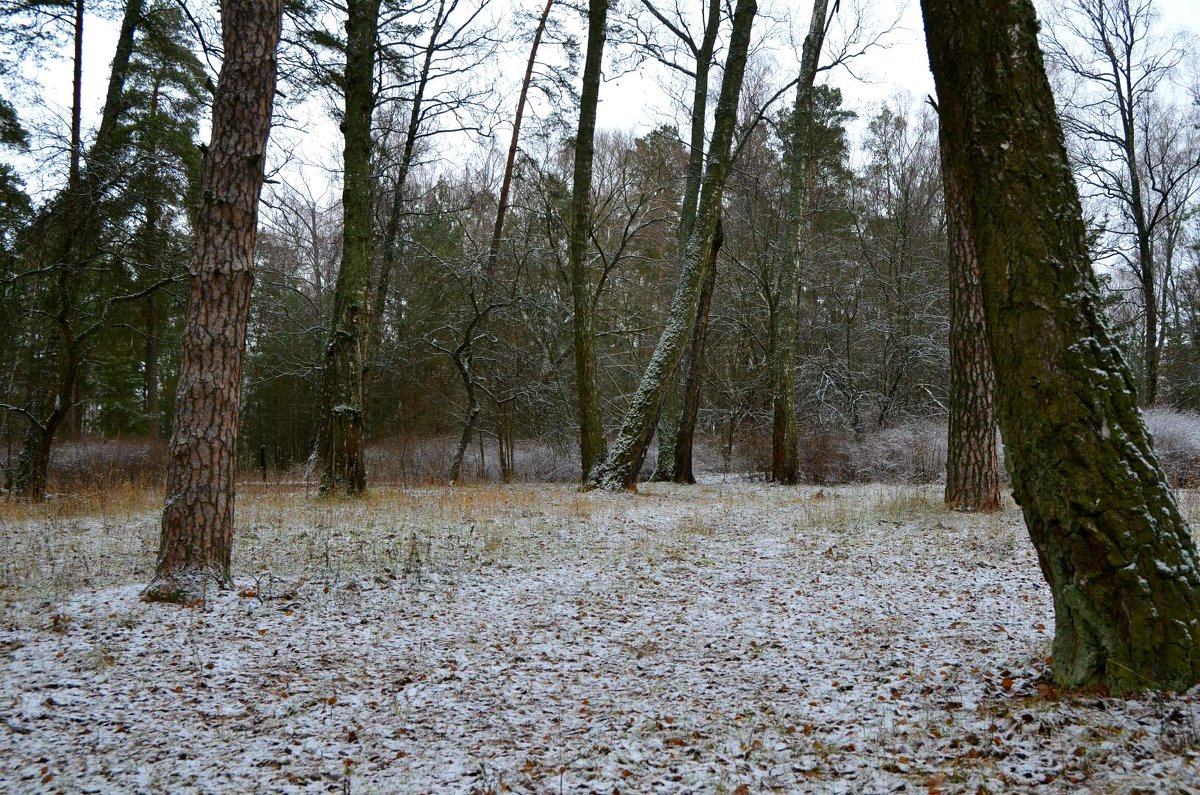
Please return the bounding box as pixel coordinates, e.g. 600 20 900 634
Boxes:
1 481 1198 793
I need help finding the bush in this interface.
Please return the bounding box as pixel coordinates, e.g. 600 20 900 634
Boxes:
48 437 168 491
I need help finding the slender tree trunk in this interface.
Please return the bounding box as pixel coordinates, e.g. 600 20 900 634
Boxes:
651 0 721 482
922 0 1200 693
568 0 609 481
673 220 722 484
940 116 999 512
69 0 83 190
317 0 380 496
448 349 479 484
771 0 830 485
144 0 282 603
588 0 756 491
447 0 553 483
369 0 448 359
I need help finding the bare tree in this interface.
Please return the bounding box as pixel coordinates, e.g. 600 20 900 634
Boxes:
588 0 757 491
1043 0 1200 405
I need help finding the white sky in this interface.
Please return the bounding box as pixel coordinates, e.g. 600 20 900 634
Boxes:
7 0 1198 200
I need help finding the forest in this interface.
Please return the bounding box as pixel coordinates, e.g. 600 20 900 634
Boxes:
1 0 1200 791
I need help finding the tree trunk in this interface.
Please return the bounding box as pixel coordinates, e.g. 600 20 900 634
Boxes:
448 349 479 484
650 0 721 481
444 0 553 484
568 0 609 481
771 0 830 485
144 0 282 603
317 0 380 497
588 0 756 491
922 0 1200 693
673 219 722 484
940 115 999 512
69 0 83 190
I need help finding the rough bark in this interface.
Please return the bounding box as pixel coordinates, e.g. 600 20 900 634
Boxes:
568 0 609 481
771 0 830 485
588 0 756 491
316 0 380 497
922 0 1200 693
939 117 999 512
144 0 282 603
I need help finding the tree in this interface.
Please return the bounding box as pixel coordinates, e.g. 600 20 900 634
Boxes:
770 0 833 484
5 0 146 501
588 0 756 491
1044 0 1199 406
314 0 381 496
922 0 1200 692
567 0 609 481
144 0 283 602
937 101 999 512
445 0 556 484
638 0 723 483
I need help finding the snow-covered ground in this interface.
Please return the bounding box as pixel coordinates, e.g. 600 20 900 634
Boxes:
0 480 1198 793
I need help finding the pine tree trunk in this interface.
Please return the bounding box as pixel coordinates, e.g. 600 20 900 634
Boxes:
317 0 380 497
922 0 1200 693
568 0 609 481
771 0 830 485
144 0 282 603
940 120 999 512
588 0 756 491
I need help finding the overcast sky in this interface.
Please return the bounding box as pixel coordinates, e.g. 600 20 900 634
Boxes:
9 0 1199 199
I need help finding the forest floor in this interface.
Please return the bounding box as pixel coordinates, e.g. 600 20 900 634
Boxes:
0 478 1198 794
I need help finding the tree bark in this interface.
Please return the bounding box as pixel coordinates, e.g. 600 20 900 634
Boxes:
771 0 830 485
922 0 1200 693
568 0 609 481
939 113 999 512
672 225 721 484
316 0 380 496
588 0 756 491
144 0 282 603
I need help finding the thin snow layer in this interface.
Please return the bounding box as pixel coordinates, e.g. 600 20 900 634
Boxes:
1 482 1198 794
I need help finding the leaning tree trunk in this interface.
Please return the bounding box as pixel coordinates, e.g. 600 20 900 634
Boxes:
770 0 830 485
568 0 609 482
588 0 756 491
673 221 722 484
316 0 380 496
922 0 1200 693
940 116 999 513
144 0 282 603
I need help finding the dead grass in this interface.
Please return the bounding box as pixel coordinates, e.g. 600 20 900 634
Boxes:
0 481 1191 608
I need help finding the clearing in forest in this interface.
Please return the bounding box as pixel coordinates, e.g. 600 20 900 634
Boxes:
0 480 1198 793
